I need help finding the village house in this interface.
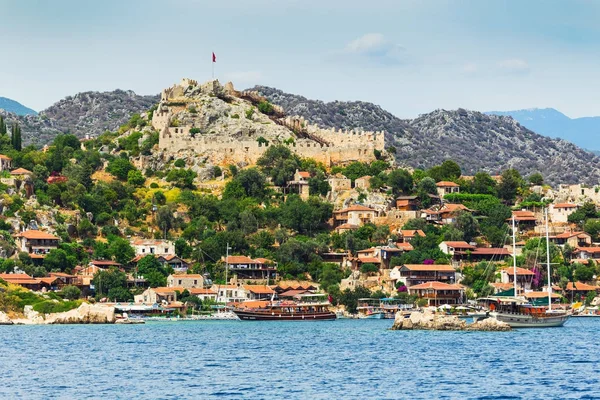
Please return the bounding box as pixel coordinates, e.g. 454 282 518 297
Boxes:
439 241 476 257
549 231 591 248
0 273 45 291
14 230 59 257
135 287 184 304
436 181 460 198
131 254 189 273
10 167 33 178
272 281 319 295
225 255 277 281
334 223 359 234
499 267 535 294
188 288 218 302
553 282 600 301
571 247 600 263
212 284 248 303
242 284 274 300
132 239 175 257
397 229 426 243
0 154 12 171
288 169 310 199
422 203 471 225
392 264 456 288
408 281 465 306
509 211 538 231
490 282 514 294
524 291 562 304
333 205 377 228
395 196 420 212
549 203 578 223
468 247 512 262
167 274 204 289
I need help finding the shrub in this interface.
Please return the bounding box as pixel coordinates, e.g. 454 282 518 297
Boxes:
189 128 201 136
231 114 240 119
61 285 81 300
360 263 379 275
150 182 159 189
174 159 186 168
257 101 274 115
245 108 254 119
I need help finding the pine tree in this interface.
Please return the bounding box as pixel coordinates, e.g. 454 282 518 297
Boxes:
15 124 21 151
0 116 6 135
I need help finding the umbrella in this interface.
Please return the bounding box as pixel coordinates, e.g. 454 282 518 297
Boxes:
455 306 469 310
438 304 452 310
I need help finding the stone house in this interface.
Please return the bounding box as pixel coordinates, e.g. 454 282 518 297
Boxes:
225 255 277 281
499 267 535 294
408 281 465 306
393 264 456 288
212 284 248 303
328 175 351 192
436 181 460 198
188 288 218 302
439 241 476 257
548 203 578 223
549 231 591 248
167 274 204 289
333 205 377 227
288 169 310 200
132 239 175 257
135 287 183 304
241 284 274 300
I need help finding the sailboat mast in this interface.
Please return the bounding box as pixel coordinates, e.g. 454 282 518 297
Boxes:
545 208 552 310
512 216 517 297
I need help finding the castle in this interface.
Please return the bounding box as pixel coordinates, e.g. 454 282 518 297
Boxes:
151 78 385 166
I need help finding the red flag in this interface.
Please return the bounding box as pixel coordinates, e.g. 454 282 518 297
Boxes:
212 52 216 63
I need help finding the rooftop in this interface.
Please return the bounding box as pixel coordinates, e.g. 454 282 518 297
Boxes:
14 230 59 240
436 181 459 187
401 264 455 272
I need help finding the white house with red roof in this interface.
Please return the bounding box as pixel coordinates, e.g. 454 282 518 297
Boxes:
0 154 12 171
436 181 460 198
132 239 175 257
333 204 377 227
167 274 205 289
225 255 277 281
499 267 535 293
14 229 59 256
549 203 578 223
439 241 475 256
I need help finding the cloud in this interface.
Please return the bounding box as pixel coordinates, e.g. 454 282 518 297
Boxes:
461 63 478 75
339 33 407 66
498 59 530 75
222 71 262 84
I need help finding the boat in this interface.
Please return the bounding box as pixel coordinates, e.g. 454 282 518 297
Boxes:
233 294 336 321
356 298 385 319
486 210 570 328
379 298 412 319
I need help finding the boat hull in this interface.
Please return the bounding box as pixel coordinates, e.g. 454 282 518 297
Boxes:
490 312 569 328
233 310 337 321
358 312 385 319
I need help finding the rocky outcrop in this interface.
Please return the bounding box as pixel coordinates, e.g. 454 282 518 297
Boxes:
0 311 13 325
10 303 115 325
390 310 511 331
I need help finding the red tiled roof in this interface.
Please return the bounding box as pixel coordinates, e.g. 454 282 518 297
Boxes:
525 291 562 299
90 260 122 266
436 181 459 187
501 267 535 276
396 242 414 251
471 248 511 256
399 230 426 238
14 230 59 240
552 231 589 239
170 274 203 279
565 282 598 291
334 205 375 213
226 255 256 264
575 247 600 253
0 154 12 160
553 203 577 208
242 285 274 294
188 288 217 295
357 257 380 263
10 167 32 175
491 282 513 290
297 171 310 178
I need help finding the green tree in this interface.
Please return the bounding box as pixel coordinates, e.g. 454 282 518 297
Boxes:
360 263 379 275
107 158 135 180
497 169 523 204
43 249 76 272
471 172 497 195
11 123 22 151
107 286 133 302
387 169 413 195
108 236 135 265
0 116 6 135
528 172 544 186
61 285 81 300
256 145 300 186
127 169 146 186
92 268 128 298
584 219 600 241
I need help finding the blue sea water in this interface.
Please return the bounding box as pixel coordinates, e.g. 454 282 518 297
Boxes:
1 318 600 399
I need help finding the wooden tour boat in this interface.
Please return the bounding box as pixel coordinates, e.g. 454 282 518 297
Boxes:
233 294 336 321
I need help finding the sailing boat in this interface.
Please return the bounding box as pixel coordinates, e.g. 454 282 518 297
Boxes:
484 209 570 328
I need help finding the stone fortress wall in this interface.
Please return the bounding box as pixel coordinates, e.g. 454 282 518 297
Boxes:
152 79 385 166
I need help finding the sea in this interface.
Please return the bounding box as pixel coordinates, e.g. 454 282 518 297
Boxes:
1 318 599 399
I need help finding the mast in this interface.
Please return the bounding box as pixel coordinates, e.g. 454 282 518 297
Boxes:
545 208 552 310
225 242 230 285
512 216 517 297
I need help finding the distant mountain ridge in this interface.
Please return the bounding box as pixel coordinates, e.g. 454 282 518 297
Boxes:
0 97 37 116
0 90 159 146
486 108 600 151
253 86 600 185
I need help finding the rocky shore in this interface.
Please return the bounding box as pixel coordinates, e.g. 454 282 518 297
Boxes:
390 310 511 331
1 303 115 325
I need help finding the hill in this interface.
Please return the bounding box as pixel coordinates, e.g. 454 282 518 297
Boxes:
253 86 600 185
486 108 600 151
0 97 37 116
0 90 159 147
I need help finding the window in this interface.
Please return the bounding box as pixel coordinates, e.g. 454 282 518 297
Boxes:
178 280 182 285
150 248 155 254
165 248 169 253
194 280 197 285
142 249 146 253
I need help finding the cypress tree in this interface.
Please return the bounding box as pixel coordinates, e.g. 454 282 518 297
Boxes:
0 116 6 135
11 123 22 151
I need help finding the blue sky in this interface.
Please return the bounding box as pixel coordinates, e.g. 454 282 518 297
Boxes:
1 0 600 118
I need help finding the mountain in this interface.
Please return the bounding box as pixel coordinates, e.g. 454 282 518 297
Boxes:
486 108 600 151
0 90 159 147
253 86 600 185
0 97 37 116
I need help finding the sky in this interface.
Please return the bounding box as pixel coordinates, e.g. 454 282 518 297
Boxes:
1 0 600 118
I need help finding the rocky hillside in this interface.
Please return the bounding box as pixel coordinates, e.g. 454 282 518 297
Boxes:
0 90 159 146
254 86 600 185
